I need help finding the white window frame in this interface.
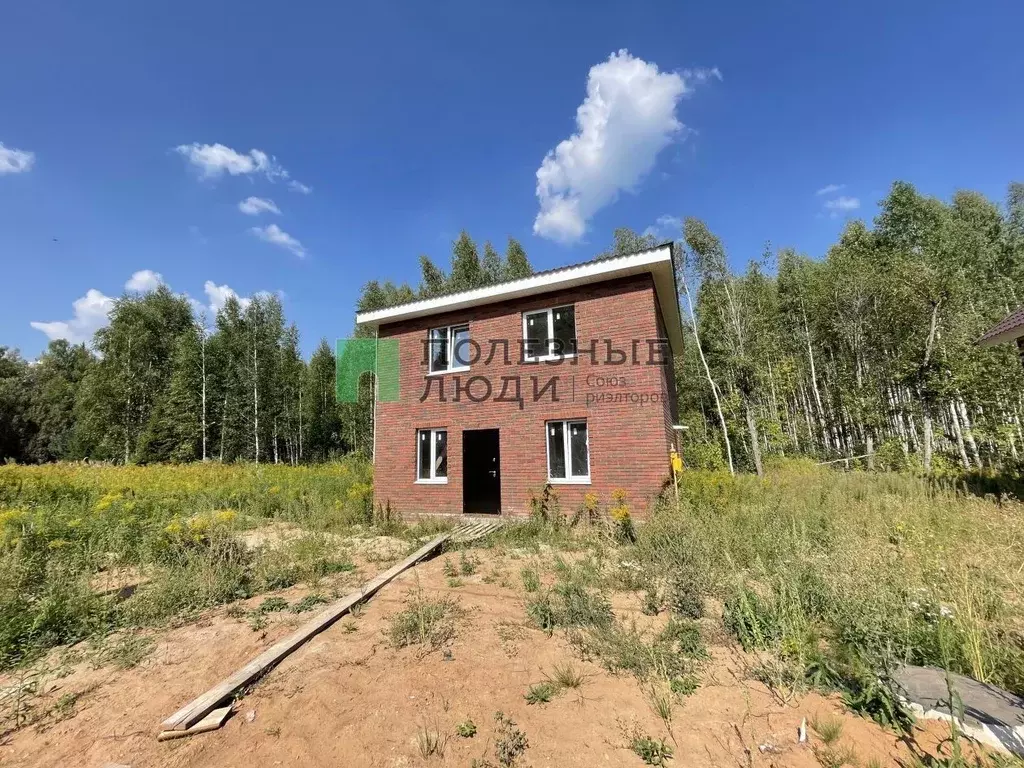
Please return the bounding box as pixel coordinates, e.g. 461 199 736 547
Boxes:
416 428 449 484
522 305 576 362
427 324 471 375
545 419 590 484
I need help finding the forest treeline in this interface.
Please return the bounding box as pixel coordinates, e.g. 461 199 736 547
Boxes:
673 181 1024 475
0 234 534 465
2 181 1023 475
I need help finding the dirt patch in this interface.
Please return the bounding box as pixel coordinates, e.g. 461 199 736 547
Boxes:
0 549 992 768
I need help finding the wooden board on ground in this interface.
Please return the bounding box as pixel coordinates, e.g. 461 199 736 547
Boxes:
159 530 453 734
157 706 232 741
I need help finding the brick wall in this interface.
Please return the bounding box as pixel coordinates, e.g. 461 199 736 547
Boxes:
372 274 677 518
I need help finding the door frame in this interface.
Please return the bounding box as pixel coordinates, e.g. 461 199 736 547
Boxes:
461 428 501 515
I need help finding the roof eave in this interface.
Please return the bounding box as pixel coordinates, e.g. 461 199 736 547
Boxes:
355 244 684 355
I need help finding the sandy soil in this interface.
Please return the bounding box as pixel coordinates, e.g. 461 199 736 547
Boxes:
0 543 987 768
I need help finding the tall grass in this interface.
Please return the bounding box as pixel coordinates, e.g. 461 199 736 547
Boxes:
632 460 1024 702
0 458 373 668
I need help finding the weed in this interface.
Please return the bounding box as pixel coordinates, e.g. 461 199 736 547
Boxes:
669 674 699 697
443 558 458 578
570 616 705 682
524 563 612 633
524 681 558 704
256 596 289 614
647 683 674 731
492 711 528 767
459 550 478 576
811 715 844 745
621 720 673 766
447 577 464 588
549 661 586 689
641 585 662 616
416 723 448 759
51 690 81 721
387 583 463 650
813 744 858 768
520 567 540 593
95 632 153 669
290 593 329 613
456 718 477 738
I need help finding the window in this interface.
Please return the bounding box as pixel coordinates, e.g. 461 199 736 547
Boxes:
417 429 448 482
523 305 576 361
546 419 589 483
428 324 471 373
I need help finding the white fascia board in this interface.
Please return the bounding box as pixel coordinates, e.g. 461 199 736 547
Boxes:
355 245 683 354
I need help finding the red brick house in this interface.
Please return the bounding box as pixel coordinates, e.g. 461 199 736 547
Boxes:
354 244 683 518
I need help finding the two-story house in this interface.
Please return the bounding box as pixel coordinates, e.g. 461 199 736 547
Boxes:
354 243 683 518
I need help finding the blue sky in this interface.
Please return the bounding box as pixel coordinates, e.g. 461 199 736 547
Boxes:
2 0 1022 358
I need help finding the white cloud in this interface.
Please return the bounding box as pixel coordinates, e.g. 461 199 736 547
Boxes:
31 273 264 343
288 180 312 194
643 214 683 240
533 50 718 243
0 142 35 175
816 183 845 196
125 269 163 292
823 196 861 218
175 142 287 181
31 289 115 343
250 223 306 258
238 196 281 216
200 281 252 315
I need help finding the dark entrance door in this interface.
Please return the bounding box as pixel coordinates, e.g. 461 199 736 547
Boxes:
462 429 501 514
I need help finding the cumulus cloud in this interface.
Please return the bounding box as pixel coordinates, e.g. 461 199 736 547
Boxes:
125 269 164 292
823 195 861 218
533 50 718 243
31 290 114 343
31 273 262 343
0 142 35 175
175 142 287 181
199 281 252 315
288 180 312 194
238 196 281 216
643 214 683 240
250 223 306 258
816 183 845 196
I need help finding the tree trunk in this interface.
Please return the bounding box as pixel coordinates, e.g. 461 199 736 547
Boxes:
957 399 982 469
950 400 970 470
681 277 734 475
745 403 764 477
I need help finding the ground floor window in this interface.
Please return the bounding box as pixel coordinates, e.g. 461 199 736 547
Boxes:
417 428 448 482
546 419 589 483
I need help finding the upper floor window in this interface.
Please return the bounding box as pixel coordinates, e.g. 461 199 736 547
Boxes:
428 324 471 373
523 305 576 361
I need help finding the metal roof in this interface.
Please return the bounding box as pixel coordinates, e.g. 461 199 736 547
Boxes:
978 306 1024 346
354 243 684 354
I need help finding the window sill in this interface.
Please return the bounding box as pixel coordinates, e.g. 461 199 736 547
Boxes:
425 366 470 377
415 478 449 485
548 477 591 485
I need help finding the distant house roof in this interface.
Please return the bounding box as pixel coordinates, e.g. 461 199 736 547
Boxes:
979 306 1024 347
354 244 684 354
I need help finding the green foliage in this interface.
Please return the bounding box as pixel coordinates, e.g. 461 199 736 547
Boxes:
524 681 557 704
386 583 462 650
525 559 612 632
456 718 477 738
492 711 529 767
0 459 372 667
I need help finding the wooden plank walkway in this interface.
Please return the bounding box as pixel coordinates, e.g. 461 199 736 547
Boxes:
158 519 502 739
